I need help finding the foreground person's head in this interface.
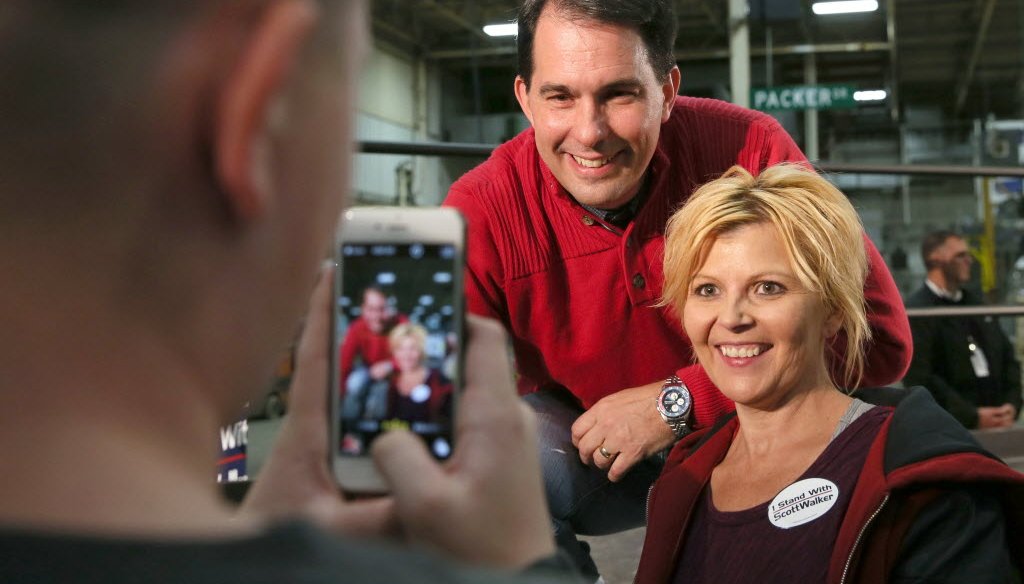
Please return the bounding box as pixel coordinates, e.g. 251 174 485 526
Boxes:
1 0 366 420
662 164 870 406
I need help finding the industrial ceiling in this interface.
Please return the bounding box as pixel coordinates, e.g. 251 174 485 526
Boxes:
370 0 1024 125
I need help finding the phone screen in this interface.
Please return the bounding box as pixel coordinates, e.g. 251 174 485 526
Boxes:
335 241 460 460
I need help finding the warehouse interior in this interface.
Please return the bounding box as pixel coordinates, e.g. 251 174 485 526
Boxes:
353 0 1024 300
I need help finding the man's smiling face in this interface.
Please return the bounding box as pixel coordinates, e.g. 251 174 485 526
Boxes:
514 6 678 210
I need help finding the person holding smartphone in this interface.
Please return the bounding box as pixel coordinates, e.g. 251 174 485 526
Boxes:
443 0 912 579
0 1 576 582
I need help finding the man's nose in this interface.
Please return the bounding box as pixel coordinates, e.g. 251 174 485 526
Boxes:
573 99 608 147
718 295 754 331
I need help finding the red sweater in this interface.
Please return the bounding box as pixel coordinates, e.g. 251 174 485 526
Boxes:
444 97 911 424
338 316 407 391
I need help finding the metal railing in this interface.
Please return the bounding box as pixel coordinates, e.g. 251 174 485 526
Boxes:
358 140 1024 178
906 305 1024 318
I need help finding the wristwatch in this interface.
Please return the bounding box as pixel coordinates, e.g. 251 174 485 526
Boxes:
657 375 693 439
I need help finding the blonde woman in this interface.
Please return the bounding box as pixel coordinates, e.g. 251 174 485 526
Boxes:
635 164 1023 583
385 323 452 424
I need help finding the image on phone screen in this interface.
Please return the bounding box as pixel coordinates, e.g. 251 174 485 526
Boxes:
335 242 459 461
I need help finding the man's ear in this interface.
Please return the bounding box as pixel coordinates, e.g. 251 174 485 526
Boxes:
661 66 681 122
214 0 318 221
514 75 535 126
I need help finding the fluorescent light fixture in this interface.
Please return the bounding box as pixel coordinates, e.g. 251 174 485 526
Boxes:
853 89 887 102
812 0 879 15
483 22 518 37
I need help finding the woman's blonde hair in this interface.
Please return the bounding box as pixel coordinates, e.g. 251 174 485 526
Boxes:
389 322 428 362
660 163 870 389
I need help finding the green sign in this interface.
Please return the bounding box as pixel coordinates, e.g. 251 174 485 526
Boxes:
751 85 856 111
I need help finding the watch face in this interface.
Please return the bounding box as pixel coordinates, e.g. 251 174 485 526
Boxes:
659 386 691 419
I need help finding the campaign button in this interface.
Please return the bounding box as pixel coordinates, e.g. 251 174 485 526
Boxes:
768 478 839 529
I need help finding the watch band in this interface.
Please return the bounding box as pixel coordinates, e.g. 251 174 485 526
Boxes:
666 417 689 438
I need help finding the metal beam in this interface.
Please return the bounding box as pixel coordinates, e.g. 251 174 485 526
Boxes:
373 17 419 47
900 31 1019 47
898 0 991 12
954 0 999 113
357 141 1024 179
905 305 1024 318
420 0 489 42
673 41 892 61
819 161 1024 178
804 54 819 161
747 41 891 56
886 0 900 123
427 46 515 59
729 0 750 107
426 41 893 61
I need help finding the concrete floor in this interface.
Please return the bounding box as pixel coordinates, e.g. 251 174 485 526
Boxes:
581 529 645 584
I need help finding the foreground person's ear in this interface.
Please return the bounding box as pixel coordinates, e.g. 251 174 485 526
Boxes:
213 0 319 221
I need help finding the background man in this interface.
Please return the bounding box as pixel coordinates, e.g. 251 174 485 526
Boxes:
443 0 912 578
904 230 1022 429
0 1 573 581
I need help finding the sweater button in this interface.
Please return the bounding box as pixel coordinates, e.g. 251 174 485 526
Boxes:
582 215 595 226
632 273 646 289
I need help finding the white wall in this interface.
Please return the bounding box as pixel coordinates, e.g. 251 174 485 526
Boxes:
358 47 416 127
353 44 450 206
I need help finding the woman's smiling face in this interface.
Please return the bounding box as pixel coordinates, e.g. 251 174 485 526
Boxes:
393 336 423 373
682 222 840 410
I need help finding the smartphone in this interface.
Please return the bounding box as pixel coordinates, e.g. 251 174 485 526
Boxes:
330 207 465 493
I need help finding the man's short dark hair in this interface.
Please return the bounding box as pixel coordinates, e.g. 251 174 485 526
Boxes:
516 0 677 88
921 229 961 268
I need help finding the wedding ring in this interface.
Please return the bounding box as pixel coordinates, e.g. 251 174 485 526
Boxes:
599 446 613 459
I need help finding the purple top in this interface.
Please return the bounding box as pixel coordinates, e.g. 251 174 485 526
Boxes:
673 405 891 584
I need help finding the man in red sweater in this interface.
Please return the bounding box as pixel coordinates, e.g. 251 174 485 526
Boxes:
443 0 912 579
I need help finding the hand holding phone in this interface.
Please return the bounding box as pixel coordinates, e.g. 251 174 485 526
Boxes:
243 260 556 570
240 264 396 536
373 316 557 569
331 207 465 493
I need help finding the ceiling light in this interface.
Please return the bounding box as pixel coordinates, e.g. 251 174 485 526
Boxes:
853 89 887 102
483 22 517 37
812 1 879 15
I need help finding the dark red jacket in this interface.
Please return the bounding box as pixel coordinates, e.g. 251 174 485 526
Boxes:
636 387 1024 584
444 96 911 422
